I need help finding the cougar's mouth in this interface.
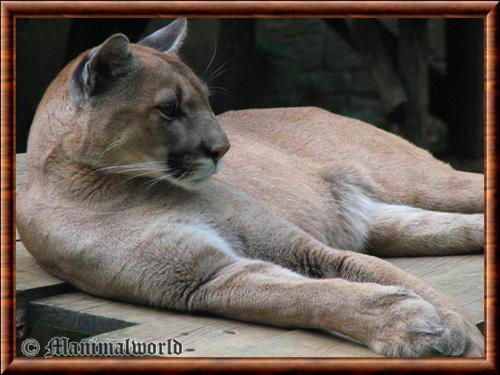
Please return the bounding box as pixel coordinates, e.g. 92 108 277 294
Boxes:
166 155 220 189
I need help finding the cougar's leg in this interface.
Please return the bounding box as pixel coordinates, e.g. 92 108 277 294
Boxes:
405 170 484 214
71 217 477 357
321 165 484 255
323 163 483 215
365 203 484 257
72 222 458 357
187 257 458 357
238 225 483 356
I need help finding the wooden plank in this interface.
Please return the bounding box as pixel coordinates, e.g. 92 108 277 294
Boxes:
90 319 376 357
211 330 377 357
85 304 376 357
30 292 167 325
28 297 134 336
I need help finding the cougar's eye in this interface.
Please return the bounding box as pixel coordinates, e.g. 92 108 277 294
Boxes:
157 100 181 122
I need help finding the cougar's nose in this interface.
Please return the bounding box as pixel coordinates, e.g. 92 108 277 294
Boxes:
210 144 230 163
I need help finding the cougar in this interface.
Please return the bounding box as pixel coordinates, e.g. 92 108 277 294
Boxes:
17 19 484 357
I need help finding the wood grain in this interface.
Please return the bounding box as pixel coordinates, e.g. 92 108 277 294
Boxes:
485 3 498 370
3 1 497 17
1 1 15 372
2 1 498 373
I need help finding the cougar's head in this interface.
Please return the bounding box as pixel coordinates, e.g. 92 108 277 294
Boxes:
61 19 229 190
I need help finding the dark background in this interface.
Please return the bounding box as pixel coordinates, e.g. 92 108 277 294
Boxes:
16 18 484 171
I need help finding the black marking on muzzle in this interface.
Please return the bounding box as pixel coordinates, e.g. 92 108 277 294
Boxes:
167 149 194 178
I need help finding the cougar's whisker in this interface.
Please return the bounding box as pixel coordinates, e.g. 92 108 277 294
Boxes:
207 60 231 82
143 174 172 190
121 169 164 184
208 86 231 99
96 162 167 175
204 42 218 76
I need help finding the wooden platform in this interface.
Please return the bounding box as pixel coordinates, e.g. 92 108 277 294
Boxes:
15 153 484 357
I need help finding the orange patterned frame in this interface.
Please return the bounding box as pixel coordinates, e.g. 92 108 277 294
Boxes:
1 1 498 373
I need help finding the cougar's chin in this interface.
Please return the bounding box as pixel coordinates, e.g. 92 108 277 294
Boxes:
167 157 220 191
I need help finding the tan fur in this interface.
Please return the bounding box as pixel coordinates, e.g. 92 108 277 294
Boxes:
17 26 484 357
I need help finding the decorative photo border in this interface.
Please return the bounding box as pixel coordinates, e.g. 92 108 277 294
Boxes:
1 1 498 373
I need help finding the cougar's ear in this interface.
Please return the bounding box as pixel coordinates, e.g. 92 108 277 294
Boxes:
138 18 187 54
71 33 133 101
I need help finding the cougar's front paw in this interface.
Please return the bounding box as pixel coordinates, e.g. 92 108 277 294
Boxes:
367 287 453 357
439 309 484 357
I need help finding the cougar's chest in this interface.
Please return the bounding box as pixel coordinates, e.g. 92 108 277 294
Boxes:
215 139 335 245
